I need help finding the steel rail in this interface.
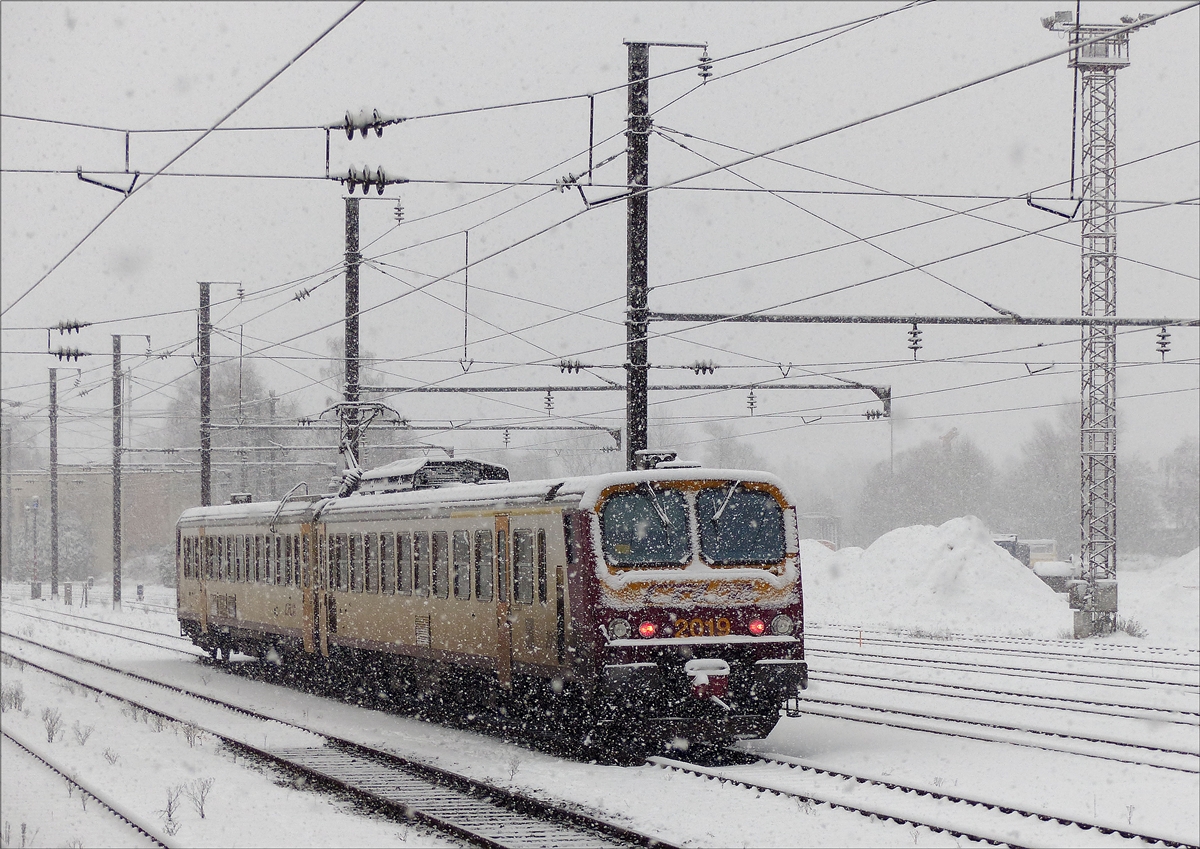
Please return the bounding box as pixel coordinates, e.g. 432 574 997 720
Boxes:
1 727 175 849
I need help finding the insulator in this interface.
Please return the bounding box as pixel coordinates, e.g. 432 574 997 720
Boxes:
345 112 354 140
503 428 511 448
907 323 922 359
293 287 311 302
1156 326 1171 361
394 200 405 223
373 109 384 138
698 50 713 82
359 124 368 139
55 320 89 335
747 389 757 415
544 389 554 415
376 166 386 195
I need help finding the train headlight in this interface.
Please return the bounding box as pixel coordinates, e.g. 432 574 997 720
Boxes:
748 618 766 636
770 614 794 635
638 621 657 638
609 618 632 639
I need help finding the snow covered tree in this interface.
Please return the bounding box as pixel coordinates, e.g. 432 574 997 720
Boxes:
854 431 1000 545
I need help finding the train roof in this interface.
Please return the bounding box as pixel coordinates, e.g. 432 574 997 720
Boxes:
177 464 793 527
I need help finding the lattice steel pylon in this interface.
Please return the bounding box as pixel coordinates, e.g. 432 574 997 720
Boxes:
1045 11 1151 636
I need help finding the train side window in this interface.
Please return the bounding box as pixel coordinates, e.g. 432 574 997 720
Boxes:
205 538 214 580
334 534 349 592
537 528 548 604
252 535 261 583
513 529 534 604
432 532 449 599
264 535 273 584
233 535 242 582
380 533 394 595
244 536 252 582
474 530 493 602
216 537 225 581
413 532 430 597
350 534 363 592
397 533 412 595
365 533 378 594
497 530 508 603
562 513 577 565
294 536 302 587
274 536 283 585
180 536 188 579
282 536 291 586
453 531 471 600
301 534 311 588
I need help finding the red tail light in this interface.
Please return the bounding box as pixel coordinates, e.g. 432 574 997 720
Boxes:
638 621 657 638
748 618 766 636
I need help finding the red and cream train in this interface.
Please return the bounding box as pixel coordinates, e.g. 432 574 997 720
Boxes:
176 456 807 750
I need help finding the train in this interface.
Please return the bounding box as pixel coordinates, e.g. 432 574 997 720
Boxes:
175 454 808 755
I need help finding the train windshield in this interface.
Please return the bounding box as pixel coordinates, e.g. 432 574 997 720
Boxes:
601 487 691 567
696 485 786 565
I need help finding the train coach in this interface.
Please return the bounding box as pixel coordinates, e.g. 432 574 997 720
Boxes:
176 455 807 753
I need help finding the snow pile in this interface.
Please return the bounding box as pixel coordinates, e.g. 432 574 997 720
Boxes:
1115 547 1200 650
801 516 1072 639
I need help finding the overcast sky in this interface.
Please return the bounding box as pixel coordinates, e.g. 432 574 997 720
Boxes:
1 1 1196 491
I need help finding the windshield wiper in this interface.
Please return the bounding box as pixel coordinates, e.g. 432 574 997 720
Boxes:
711 480 741 524
642 481 673 532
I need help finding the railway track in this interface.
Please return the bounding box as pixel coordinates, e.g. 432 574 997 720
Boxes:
2 602 202 655
807 629 1200 681
811 625 1200 663
1 728 174 848
656 752 1199 849
11 600 1197 776
0 631 677 849
809 667 1199 725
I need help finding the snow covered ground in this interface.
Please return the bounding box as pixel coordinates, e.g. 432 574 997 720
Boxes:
2 518 1197 847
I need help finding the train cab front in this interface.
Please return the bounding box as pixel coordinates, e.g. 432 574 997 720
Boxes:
584 472 807 748
596 605 807 744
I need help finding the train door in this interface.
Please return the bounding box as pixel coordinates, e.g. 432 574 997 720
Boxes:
300 523 315 653
198 529 209 635
315 524 330 657
507 524 555 669
494 515 512 689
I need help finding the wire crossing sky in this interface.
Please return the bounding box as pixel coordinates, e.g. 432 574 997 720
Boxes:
1 1 1196 488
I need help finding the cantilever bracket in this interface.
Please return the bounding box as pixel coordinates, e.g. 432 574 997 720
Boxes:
1025 194 1083 220
77 167 139 196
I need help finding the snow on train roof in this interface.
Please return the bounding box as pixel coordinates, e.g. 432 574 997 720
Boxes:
177 465 792 525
